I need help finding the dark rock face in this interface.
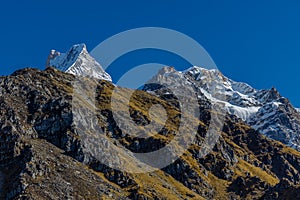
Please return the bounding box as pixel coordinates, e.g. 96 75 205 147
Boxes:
262 179 300 200
229 176 267 198
0 67 300 199
163 158 215 199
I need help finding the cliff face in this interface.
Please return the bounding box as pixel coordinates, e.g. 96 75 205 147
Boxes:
0 67 300 200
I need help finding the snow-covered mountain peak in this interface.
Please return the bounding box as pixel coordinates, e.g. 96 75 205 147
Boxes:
157 66 177 75
183 66 260 107
46 44 112 81
184 66 218 73
184 66 223 81
254 87 282 104
144 66 300 151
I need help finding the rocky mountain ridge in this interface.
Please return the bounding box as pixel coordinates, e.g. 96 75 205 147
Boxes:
0 67 300 199
145 66 300 151
46 43 300 153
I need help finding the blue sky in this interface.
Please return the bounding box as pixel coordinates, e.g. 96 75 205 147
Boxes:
0 1 299 106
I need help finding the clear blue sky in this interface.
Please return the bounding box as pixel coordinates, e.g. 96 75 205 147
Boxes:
0 1 299 107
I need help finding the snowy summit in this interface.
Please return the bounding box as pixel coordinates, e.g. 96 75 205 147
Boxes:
146 66 300 151
46 44 112 81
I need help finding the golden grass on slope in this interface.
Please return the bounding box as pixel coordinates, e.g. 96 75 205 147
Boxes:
132 170 205 200
92 165 205 199
182 148 231 199
207 173 230 200
236 159 279 186
179 149 233 200
281 145 300 157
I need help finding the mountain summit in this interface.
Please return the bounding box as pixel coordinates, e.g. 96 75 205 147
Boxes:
145 66 300 151
46 43 112 81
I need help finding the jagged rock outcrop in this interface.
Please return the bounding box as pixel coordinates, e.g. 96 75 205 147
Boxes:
262 179 300 200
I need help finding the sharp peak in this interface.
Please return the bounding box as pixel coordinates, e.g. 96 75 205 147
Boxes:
269 86 281 98
270 86 278 92
184 66 226 79
49 43 87 56
46 43 89 68
265 86 280 96
68 43 87 52
46 43 112 81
